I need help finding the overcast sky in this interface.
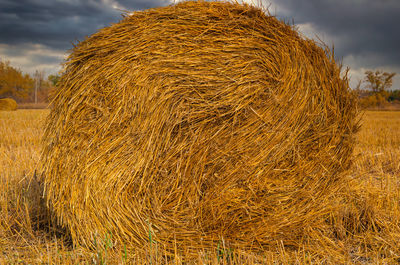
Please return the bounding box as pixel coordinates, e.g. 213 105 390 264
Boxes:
0 0 399 89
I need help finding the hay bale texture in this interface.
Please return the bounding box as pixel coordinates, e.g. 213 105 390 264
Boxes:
41 1 358 254
0 98 17 111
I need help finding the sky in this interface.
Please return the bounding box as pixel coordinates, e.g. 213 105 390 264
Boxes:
0 0 399 90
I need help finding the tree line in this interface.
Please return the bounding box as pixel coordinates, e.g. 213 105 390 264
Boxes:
1 59 398 108
0 60 59 103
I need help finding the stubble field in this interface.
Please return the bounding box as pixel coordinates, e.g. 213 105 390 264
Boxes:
0 109 399 264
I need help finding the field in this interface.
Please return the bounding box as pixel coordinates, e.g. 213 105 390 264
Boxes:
0 109 399 264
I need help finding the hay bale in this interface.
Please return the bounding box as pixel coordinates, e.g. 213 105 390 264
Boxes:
40 1 359 255
0 98 17 111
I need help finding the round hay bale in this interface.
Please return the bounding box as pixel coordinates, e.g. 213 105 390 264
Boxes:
40 0 359 255
0 98 17 111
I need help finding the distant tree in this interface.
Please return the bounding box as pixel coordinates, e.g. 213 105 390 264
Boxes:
388 90 400 102
32 70 55 103
0 60 34 100
34 70 45 104
48 74 60 86
364 70 396 93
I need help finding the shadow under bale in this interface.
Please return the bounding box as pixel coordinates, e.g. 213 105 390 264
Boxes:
40 0 359 258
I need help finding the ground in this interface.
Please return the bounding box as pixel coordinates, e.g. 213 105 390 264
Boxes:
0 109 399 264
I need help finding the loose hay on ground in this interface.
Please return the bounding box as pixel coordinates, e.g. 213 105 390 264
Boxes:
40 0 359 258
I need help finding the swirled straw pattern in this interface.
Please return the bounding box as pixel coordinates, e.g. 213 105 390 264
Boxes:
40 0 359 257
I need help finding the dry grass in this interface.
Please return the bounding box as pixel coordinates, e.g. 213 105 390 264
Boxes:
18 102 49 109
1 109 399 264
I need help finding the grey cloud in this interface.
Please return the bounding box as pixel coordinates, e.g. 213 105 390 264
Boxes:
30 53 63 65
0 0 170 51
0 42 65 75
272 0 400 68
1 0 399 87
116 0 172 11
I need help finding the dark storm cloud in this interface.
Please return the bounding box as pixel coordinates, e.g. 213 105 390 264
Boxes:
272 0 400 68
0 0 170 51
4 0 398 65
117 0 172 10
1 0 399 87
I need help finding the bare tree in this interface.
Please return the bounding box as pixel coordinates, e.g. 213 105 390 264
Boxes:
364 70 396 93
34 70 45 104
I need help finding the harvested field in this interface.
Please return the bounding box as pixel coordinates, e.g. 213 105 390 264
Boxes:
0 110 399 263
